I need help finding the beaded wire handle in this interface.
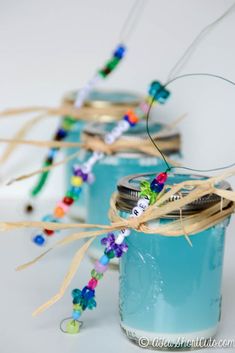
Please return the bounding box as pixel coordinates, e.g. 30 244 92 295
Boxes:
32 82 170 245
25 0 147 211
64 170 168 334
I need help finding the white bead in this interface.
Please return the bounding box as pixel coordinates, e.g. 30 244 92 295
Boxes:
87 172 95 184
132 206 143 217
81 164 91 174
93 151 104 161
115 233 125 245
104 133 116 145
137 198 149 210
111 126 122 139
120 228 131 237
118 120 129 132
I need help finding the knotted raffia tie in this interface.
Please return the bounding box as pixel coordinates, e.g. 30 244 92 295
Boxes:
2 116 183 185
0 169 235 316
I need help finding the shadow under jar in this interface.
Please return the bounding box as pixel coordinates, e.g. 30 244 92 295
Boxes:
64 89 142 221
84 122 181 264
116 172 232 349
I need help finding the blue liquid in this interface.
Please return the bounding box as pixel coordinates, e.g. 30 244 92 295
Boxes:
119 214 229 337
86 155 174 254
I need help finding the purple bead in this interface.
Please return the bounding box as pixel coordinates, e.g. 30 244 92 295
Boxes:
94 261 108 273
73 167 88 181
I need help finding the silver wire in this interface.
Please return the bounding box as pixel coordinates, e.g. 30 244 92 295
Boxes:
167 2 235 82
119 0 148 43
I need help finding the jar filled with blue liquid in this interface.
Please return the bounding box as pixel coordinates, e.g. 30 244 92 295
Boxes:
64 89 142 221
84 122 181 262
116 172 231 349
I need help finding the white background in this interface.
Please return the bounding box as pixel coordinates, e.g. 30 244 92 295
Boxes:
0 1 235 352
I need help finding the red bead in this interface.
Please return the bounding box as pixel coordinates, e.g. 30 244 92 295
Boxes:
87 278 98 290
156 172 167 184
63 197 74 205
44 229 54 236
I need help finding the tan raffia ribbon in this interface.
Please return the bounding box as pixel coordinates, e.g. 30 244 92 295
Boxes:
2 170 235 315
0 104 137 121
0 119 182 185
0 113 184 169
32 237 95 316
0 113 47 165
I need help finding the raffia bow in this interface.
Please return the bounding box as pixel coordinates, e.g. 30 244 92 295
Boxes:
0 169 235 316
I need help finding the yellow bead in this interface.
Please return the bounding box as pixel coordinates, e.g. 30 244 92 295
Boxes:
146 96 157 106
66 320 80 334
71 176 83 187
73 304 82 311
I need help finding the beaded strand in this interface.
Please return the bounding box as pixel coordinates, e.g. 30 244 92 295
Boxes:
65 171 168 334
32 82 170 246
26 44 127 211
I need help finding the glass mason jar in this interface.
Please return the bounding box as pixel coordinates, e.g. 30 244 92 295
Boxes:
64 89 142 221
116 172 231 349
84 122 181 263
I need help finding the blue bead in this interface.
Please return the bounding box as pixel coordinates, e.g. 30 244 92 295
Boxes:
99 254 109 265
42 214 54 222
150 180 164 193
113 44 126 59
70 186 82 197
56 128 67 139
156 89 170 104
123 115 135 127
72 311 81 320
81 286 95 300
72 288 81 299
33 234 45 246
48 148 58 159
148 81 161 97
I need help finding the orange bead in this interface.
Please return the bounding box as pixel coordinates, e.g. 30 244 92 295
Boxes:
54 206 65 218
127 109 138 124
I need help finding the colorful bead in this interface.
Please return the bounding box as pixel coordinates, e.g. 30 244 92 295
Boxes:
113 44 126 59
44 229 54 236
73 304 82 311
150 180 164 193
54 206 65 218
55 128 67 140
33 234 46 246
71 176 83 187
72 288 81 299
63 196 74 205
105 250 115 259
66 320 80 334
91 269 104 280
72 311 81 320
81 286 95 300
156 172 168 184
88 278 98 290
99 254 109 266
48 148 57 159
94 261 108 274
73 167 88 181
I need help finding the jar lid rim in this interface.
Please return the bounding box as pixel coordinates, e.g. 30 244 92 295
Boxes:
116 172 232 217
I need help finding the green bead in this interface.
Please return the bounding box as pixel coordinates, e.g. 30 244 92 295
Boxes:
66 320 80 334
66 191 77 201
106 57 120 70
106 250 115 259
63 116 76 126
98 70 107 78
73 304 82 311
91 269 103 280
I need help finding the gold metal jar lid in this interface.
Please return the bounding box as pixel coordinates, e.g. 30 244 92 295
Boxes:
62 89 142 122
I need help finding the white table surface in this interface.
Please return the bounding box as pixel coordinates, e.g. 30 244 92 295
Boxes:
0 198 234 353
